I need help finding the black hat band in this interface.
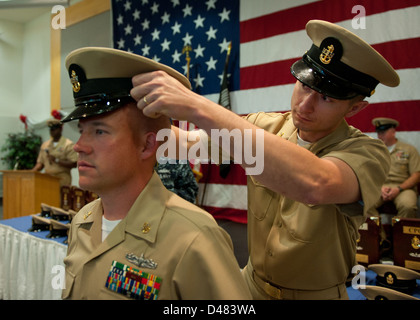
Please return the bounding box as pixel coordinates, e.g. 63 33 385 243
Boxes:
305 43 379 97
376 273 417 294
73 77 133 103
375 124 396 132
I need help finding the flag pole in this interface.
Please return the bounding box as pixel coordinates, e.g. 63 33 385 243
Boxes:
182 45 203 183
218 41 233 178
218 41 232 110
182 45 192 80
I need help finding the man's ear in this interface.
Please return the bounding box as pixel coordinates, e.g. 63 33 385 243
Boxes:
345 100 369 118
140 132 158 160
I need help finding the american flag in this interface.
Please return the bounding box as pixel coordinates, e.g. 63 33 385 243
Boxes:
112 0 239 96
112 0 420 224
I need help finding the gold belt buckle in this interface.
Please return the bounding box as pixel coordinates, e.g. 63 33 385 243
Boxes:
264 282 283 299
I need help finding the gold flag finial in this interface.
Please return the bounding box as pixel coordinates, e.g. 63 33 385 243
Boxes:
182 45 192 79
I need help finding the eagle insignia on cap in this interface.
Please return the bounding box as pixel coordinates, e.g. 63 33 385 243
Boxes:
320 44 335 64
386 273 395 285
70 70 81 93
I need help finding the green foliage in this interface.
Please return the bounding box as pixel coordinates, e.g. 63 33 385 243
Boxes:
1 130 42 170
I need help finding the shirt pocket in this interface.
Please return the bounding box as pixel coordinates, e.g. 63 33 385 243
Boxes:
394 158 409 175
248 177 276 221
281 201 336 243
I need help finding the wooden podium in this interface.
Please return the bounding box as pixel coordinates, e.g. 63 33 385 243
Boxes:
1 170 61 219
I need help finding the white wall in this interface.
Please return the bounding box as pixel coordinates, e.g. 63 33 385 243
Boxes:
0 10 73 192
22 12 52 125
0 3 110 191
0 19 25 171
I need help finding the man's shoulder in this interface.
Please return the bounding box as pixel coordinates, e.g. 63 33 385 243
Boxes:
165 193 217 229
244 111 291 133
71 198 101 224
396 140 419 153
60 136 75 146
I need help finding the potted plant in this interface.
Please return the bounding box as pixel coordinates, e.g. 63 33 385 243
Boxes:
1 120 42 170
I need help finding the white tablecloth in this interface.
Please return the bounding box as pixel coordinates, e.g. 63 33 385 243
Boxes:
0 221 67 300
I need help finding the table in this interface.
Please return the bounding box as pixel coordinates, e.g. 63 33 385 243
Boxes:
0 215 67 300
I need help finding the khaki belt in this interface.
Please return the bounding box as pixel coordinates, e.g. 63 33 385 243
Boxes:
252 270 346 300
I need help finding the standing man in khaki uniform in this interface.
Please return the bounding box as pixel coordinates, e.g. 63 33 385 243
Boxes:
61 48 251 300
372 117 420 218
32 119 77 186
130 20 400 299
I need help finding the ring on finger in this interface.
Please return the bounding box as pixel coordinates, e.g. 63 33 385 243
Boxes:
143 96 149 105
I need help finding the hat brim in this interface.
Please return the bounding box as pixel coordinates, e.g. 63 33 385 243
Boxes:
291 59 360 100
61 97 134 123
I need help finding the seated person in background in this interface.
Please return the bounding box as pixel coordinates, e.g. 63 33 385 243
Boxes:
61 47 251 300
372 117 420 218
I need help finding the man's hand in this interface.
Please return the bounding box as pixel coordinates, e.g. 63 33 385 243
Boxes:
381 186 400 201
131 71 206 121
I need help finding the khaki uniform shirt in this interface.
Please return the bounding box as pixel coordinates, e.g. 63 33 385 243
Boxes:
37 136 77 186
244 112 390 291
384 140 420 187
63 172 251 300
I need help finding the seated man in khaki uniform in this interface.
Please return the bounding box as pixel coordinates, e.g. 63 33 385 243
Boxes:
372 117 420 218
61 48 251 300
130 20 400 299
32 119 77 186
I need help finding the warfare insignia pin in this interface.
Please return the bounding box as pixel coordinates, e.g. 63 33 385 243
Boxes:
126 253 157 269
70 70 81 93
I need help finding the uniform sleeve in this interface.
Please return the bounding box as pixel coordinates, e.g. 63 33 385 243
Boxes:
326 137 391 217
37 142 47 165
172 225 252 300
63 141 78 162
408 145 420 174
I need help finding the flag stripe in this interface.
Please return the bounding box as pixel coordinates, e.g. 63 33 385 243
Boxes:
347 100 420 132
197 183 248 210
372 38 420 70
200 206 248 223
239 0 322 22
240 6 420 69
199 163 247 185
240 58 298 90
240 0 420 43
